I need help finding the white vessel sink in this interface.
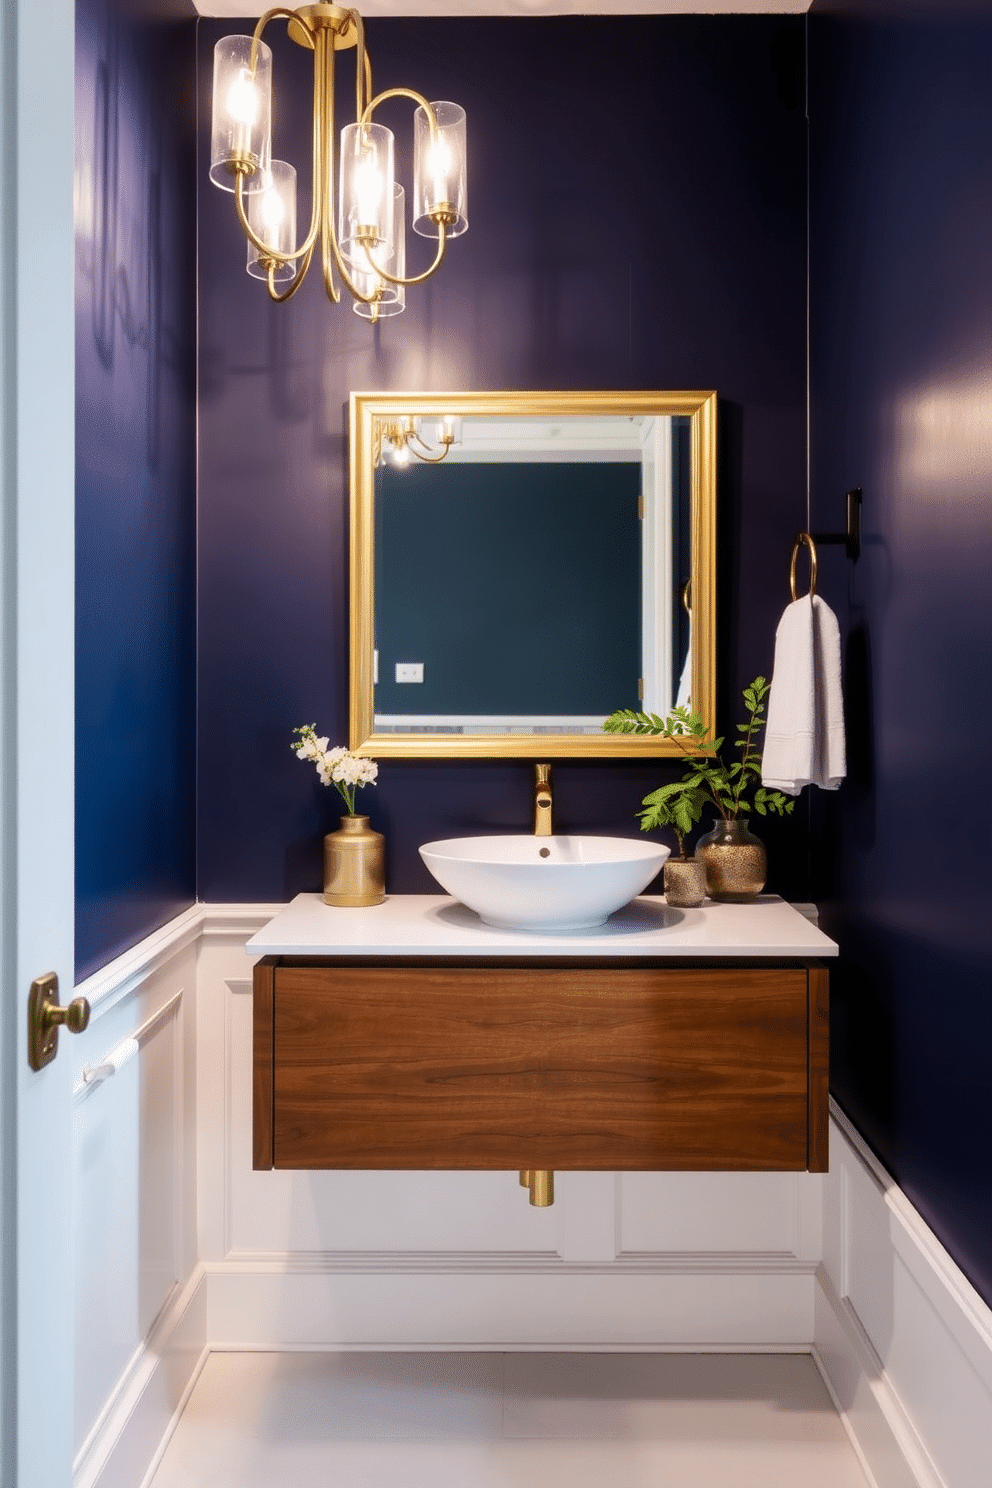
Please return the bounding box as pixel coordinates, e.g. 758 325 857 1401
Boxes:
418 834 670 932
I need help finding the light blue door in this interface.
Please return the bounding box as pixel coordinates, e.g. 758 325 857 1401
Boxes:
1 1 77 1483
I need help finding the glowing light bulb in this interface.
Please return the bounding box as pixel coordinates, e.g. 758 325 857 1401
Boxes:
355 157 383 224
260 187 284 239
429 137 452 204
227 68 259 127
391 441 410 466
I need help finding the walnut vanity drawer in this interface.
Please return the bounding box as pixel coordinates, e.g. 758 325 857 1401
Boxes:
253 960 829 1174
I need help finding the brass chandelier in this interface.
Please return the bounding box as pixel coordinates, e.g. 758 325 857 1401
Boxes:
376 414 462 466
208 5 468 317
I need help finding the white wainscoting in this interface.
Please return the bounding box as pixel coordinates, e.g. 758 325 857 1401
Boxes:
71 910 205 1488
814 1106 992 1488
73 904 992 1488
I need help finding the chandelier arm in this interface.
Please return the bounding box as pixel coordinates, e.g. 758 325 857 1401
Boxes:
359 221 447 286
231 9 325 269
348 9 371 120
356 87 448 288
250 7 312 69
328 234 389 305
364 49 373 120
300 24 329 273
361 86 439 141
314 22 383 308
265 242 315 303
408 439 451 464
316 23 342 302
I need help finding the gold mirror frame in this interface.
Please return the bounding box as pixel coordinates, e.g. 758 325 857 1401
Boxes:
349 389 717 758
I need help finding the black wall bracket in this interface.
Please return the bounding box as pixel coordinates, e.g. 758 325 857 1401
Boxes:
810 486 862 562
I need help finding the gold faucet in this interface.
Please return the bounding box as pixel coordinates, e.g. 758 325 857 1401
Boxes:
534 763 553 836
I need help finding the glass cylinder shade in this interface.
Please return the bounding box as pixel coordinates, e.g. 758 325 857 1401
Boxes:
418 414 462 450
339 123 395 268
353 184 405 319
246 160 297 283
209 35 272 192
413 101 468 238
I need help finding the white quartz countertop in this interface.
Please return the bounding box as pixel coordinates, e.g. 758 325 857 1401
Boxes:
245 893 838 958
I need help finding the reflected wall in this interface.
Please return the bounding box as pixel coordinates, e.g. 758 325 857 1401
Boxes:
374 459 642 724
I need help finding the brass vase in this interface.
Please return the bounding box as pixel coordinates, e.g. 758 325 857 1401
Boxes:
662 856 708 908
695 817 766 902
323 815 385 907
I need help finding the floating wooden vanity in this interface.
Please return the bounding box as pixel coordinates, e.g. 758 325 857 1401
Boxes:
248 894 836 1177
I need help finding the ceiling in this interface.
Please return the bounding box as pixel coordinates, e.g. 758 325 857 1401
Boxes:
194 3 811 16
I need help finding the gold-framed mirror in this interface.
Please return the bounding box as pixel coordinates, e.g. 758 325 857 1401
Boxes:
349 389 716 758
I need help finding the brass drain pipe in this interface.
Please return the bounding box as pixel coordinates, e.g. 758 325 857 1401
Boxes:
519 1169 554 1206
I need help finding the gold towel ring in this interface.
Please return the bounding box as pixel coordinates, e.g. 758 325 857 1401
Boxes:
790 532 818 601
681 578 692 616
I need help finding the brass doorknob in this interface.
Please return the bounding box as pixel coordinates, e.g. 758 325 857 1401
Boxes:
47 997 90 1035
28 972 91 1071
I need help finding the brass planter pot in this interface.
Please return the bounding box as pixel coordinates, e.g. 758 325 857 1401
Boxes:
323 815 385 907
662 856 708 908
695 817 766 902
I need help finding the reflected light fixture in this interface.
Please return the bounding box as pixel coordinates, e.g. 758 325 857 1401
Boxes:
375 414 462 466
209 5 468 318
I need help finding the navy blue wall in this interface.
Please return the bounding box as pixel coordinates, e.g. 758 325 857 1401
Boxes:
809 1 992 1303
75 0 197 980
196 15 809 902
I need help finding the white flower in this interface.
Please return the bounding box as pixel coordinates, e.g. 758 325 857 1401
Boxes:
293 726 378 814
332 755 378 786
295 733 328 762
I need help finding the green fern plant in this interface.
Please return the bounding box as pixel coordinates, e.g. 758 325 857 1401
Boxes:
604 676 795 838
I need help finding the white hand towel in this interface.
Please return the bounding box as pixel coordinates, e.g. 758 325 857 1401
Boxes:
761 594 846 795
675 634 692 711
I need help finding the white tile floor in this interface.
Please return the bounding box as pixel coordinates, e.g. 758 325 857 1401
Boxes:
148 1350 873 1488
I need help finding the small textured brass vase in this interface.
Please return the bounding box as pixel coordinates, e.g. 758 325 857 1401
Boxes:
663 856 708 908
323 815 385 907
695 817 766 902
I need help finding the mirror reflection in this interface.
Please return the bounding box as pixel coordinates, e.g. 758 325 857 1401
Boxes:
349 391 716 759
374 415 690 732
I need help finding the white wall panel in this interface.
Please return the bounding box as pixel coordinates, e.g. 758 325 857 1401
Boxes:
618 1171 812 1259
816 1108 992 1488
71 925 200 1479
74 1051 147 1451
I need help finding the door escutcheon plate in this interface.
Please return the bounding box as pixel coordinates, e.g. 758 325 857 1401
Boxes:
28 972 90 1072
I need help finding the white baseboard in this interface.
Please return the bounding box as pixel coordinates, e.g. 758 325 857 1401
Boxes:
202 1264 816 1351
814 1270 937 1488
73 1266 207 1488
